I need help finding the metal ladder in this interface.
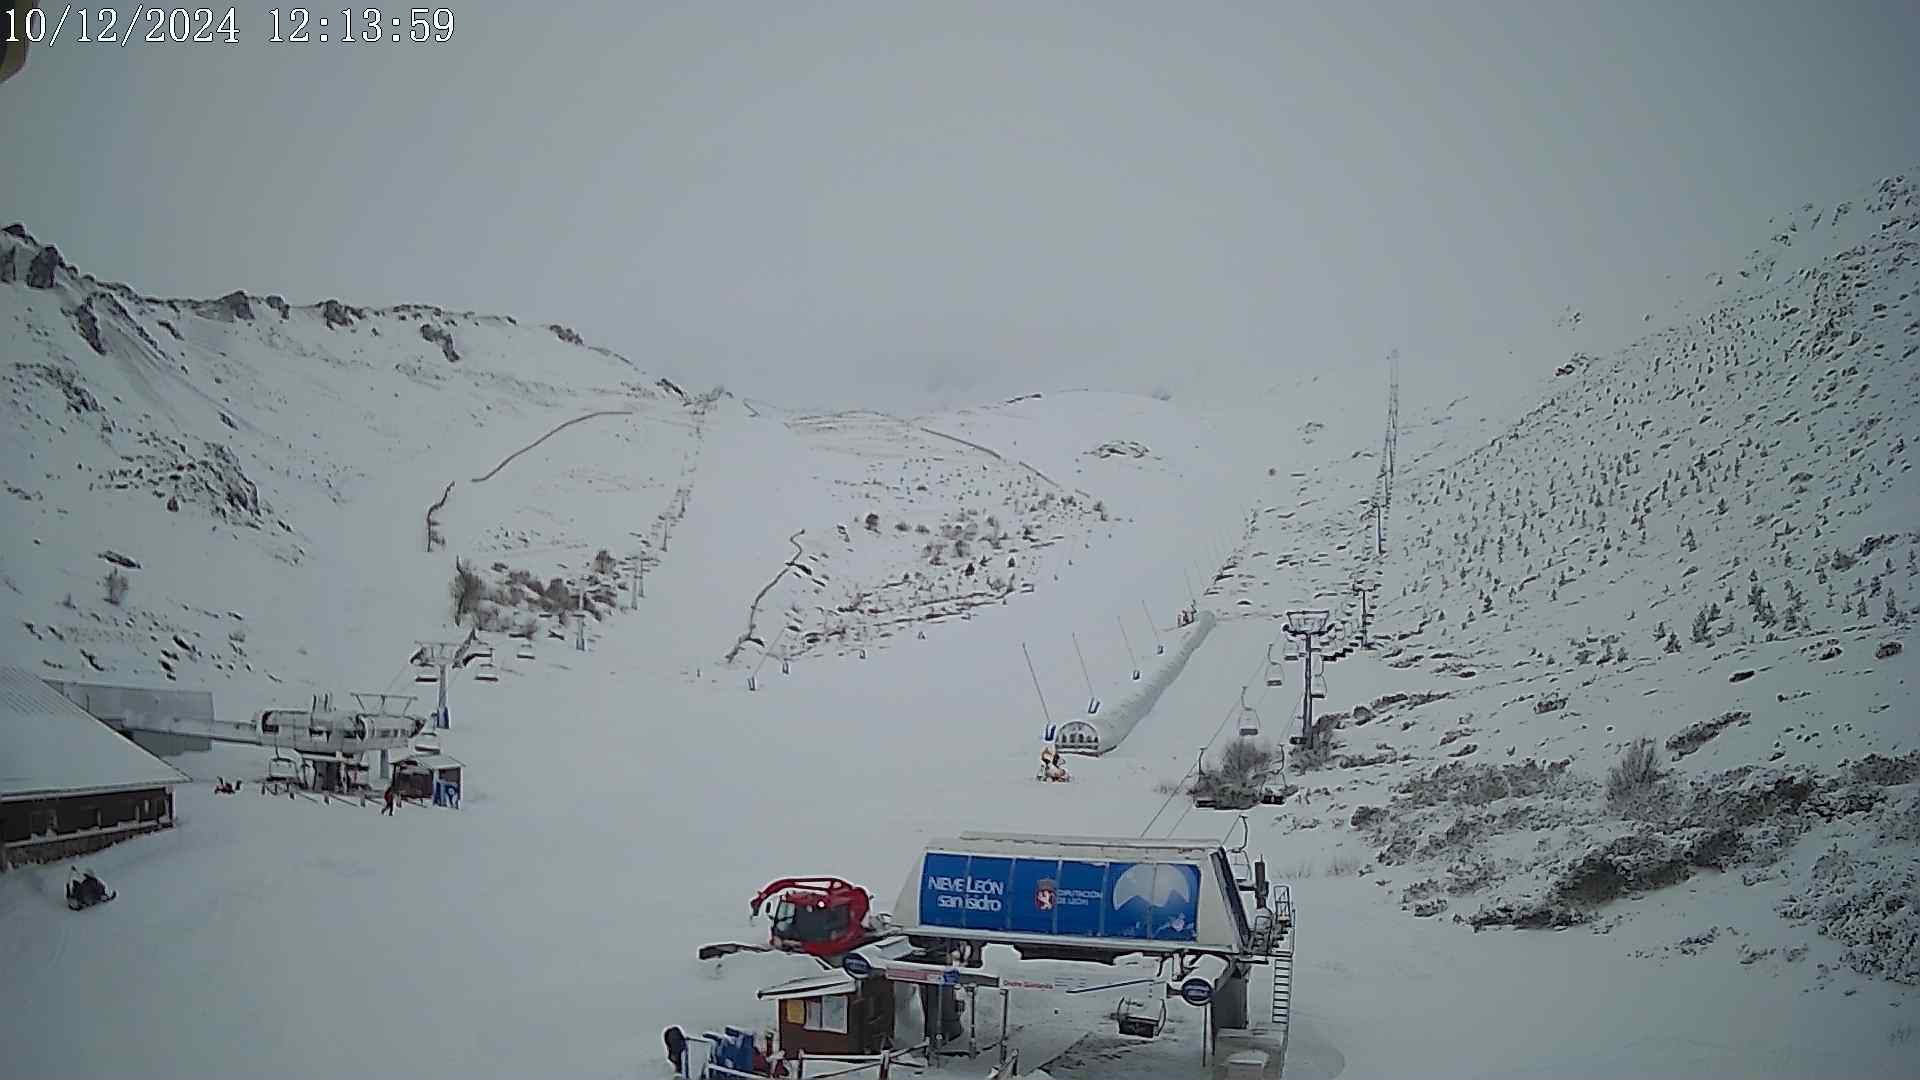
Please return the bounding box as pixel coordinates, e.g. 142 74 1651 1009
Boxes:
1269 944 1294 1028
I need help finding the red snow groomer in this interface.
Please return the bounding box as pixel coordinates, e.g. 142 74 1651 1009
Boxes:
698 877 890 963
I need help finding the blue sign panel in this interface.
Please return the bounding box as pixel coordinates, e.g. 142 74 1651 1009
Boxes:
1106 862 1201 942
1007 858 1059 935
920 855 1200 944
1054 860 1109 938
921 852 973 928
963 856 1012 931
842 953 872 979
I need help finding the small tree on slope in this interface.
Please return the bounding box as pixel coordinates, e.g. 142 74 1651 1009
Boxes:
450 559 485 625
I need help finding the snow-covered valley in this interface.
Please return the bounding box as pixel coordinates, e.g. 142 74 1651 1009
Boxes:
2 166 1917 1080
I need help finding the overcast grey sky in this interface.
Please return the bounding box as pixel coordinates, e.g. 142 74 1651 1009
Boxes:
5 1 1917 412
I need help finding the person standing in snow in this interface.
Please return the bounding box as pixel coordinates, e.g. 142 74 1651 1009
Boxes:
381 780 398 816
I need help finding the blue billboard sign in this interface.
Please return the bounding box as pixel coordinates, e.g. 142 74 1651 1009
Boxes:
919 854 1200 943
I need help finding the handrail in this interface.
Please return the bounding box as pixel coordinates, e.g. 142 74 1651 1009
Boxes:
696 1040 934 1080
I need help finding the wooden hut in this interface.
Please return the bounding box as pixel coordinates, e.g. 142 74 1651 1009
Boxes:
391 752 463 801
757 969 895 1057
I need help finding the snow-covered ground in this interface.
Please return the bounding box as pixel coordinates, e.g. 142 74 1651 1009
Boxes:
1 170 1917 1078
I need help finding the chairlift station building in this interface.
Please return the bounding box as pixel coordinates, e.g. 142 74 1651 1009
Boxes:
0 667 189 870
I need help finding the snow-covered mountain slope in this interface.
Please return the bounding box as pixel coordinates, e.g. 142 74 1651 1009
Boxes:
0 226 1271 718
1201 169 1919 1014
0 222 703 711
1 169 1916 1080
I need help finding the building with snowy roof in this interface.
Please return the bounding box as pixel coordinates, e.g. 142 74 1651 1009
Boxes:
0 666 190 870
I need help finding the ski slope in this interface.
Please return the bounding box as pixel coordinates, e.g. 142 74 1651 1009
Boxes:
3 171 1919 1078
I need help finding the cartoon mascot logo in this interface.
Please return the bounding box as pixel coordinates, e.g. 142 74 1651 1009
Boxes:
1035 878 1057 912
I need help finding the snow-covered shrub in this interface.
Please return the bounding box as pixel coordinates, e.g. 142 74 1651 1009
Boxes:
103 567 128 606
1606 738 1669 814
1851 752 1920 788
1777 846 1920 984
1191 738 1275 809
1324 852 1364 877
449 559 485 623
1291 716 1340 771
1666 711 1749 759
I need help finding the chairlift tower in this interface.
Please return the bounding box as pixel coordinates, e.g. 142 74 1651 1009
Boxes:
410 640 468 731
572 576 588 652
1351 580 1380 649
1282 610 1331 750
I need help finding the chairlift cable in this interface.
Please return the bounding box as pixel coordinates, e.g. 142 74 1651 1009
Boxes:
1137 642 1272 838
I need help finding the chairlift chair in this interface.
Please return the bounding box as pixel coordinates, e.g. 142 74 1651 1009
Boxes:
1225 818 1255 879
1236 688 1261 737
413 667 439 684
515 641 536 662
474 659 499 684
1115 996 1167 1039
1265 644 1285 686
267 753 301 783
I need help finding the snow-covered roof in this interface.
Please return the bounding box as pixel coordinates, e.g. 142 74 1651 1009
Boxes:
0 667 192 802
948 832 1226 861
757 970 856 1001
395 753 463 771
